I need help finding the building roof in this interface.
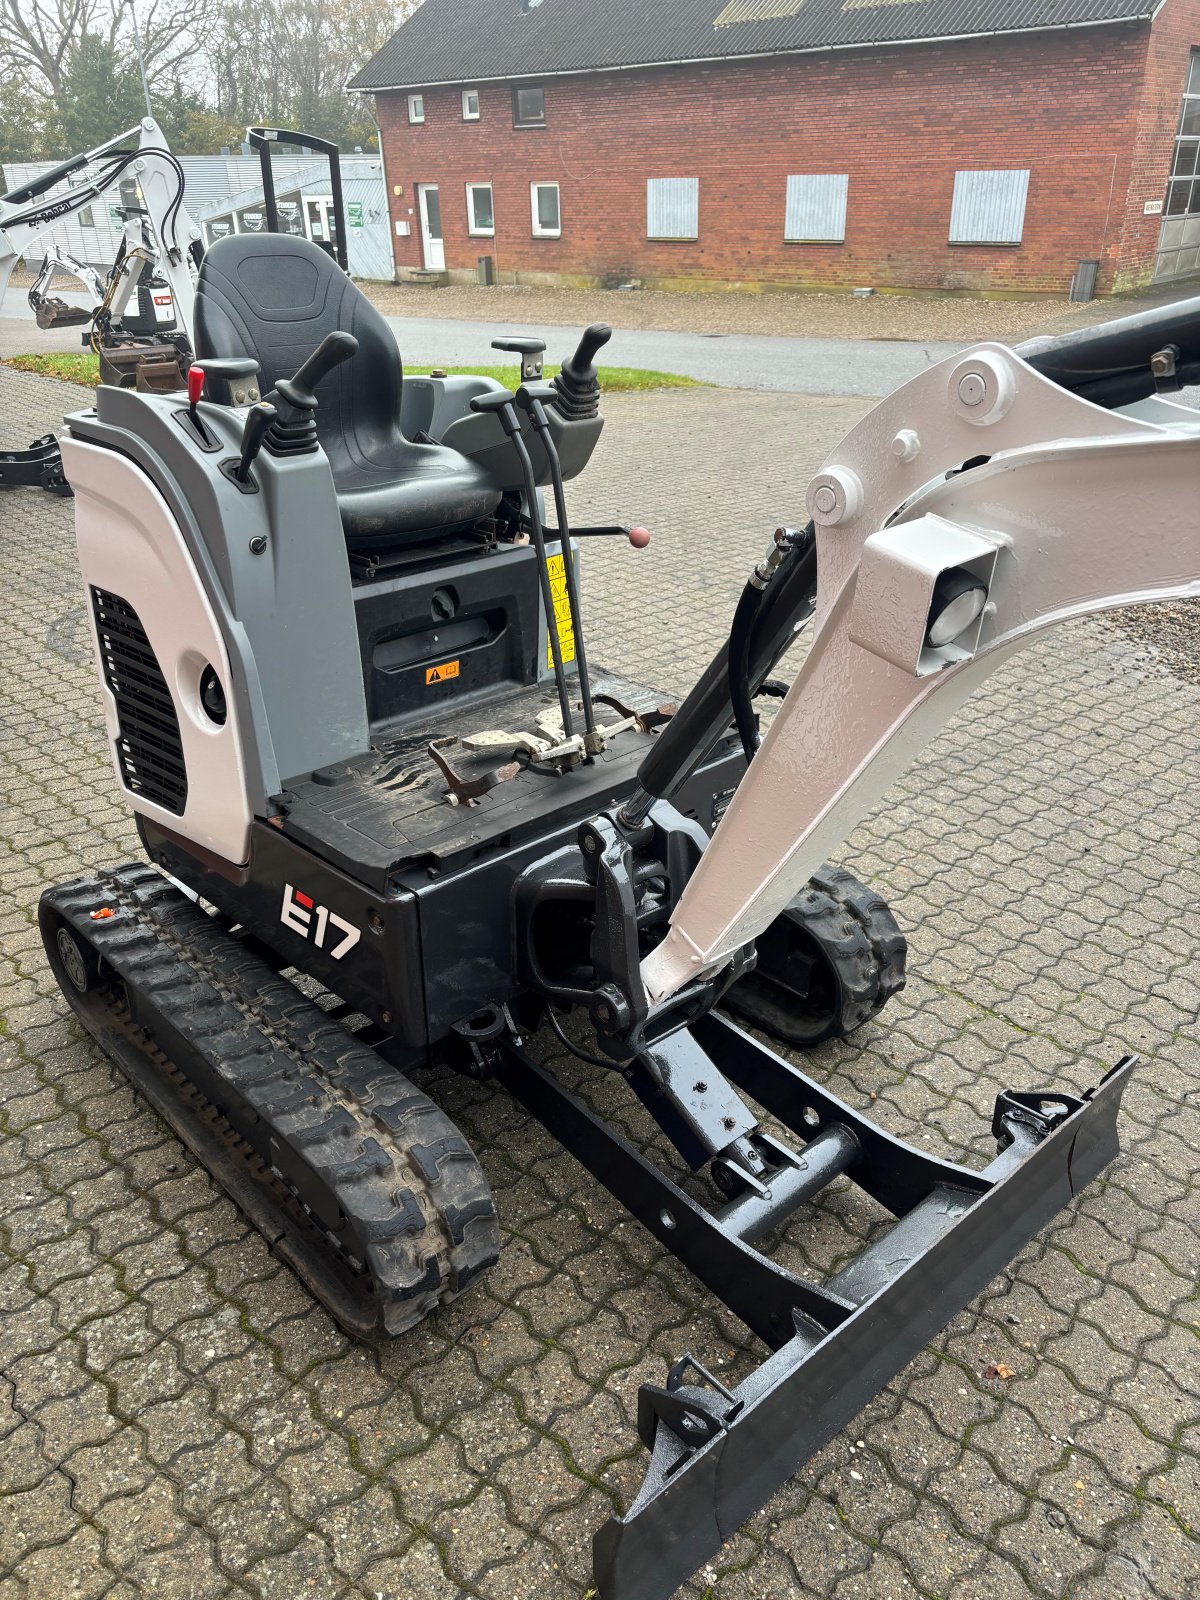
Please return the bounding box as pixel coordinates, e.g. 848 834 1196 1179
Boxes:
350 0 1163 92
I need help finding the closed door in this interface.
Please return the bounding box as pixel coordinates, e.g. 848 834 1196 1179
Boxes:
417 184 444 270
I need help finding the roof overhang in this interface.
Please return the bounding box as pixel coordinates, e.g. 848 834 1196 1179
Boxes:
347 9 1159 95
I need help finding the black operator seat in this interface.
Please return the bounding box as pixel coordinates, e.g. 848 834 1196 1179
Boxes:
193 234 502 547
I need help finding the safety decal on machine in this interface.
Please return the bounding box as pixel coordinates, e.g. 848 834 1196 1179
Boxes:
544 552 576 669
425 659 460 684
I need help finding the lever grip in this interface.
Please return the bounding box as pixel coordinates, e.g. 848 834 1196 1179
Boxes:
276 331 359 409
469 388 518 414
235 401 277 483
492 336 546 355
566 322 612 374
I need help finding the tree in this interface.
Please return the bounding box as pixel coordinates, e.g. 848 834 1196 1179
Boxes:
52 34 147 153
1 0 418 161
0 0 214 100
0 77 56 160
213 0 417 150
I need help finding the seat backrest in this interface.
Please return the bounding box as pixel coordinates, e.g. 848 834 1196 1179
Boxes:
194 234 403 469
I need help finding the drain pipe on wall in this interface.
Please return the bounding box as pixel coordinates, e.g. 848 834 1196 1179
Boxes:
371 110 399 283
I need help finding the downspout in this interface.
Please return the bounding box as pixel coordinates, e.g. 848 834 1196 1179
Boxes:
371 99 399 283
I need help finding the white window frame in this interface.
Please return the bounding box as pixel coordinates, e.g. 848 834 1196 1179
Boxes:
784 174 848 244
407 93 425 124
948 169 1030 246
530 181 561 238
466 181 495 237
462 88 481 121
647 177 699 242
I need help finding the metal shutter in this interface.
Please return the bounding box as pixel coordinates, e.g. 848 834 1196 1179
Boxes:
784 174 849 242
949 170 1030 245
647 177 699 240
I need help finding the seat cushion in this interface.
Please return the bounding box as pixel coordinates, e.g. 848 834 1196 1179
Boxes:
194 235 503 547
333 440 502 546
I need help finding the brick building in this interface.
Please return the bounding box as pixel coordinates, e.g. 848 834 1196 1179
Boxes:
351 0 1200 297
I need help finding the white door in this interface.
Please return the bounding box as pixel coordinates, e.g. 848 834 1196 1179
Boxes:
417 185 444 270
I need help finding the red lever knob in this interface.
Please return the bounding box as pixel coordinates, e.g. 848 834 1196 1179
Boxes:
187 366 205 408
627 525 651 549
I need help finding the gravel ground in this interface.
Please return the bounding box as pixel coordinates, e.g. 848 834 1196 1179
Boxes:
1114 600 1200 686
362 281 1117 345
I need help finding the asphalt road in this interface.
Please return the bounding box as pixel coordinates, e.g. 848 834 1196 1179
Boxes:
383 313 964 394
0 287 963 395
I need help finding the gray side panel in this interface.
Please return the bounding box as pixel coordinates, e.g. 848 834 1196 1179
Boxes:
69 390 370 797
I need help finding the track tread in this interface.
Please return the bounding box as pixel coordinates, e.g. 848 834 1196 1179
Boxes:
40 866 499 1338
724 864 907 1047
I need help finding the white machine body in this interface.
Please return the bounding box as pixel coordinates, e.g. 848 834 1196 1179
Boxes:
643 344 1200 1003
63 436 254 865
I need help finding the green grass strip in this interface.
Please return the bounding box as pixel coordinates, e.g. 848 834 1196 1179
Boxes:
3 351 700 393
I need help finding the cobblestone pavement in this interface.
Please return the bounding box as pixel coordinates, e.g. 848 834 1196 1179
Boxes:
1 367 1197 1600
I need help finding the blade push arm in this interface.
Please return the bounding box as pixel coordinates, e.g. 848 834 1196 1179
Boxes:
642 337 1200 1004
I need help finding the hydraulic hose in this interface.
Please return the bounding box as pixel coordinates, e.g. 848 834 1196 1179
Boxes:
728 523 811 766
1016 292 1200 408
622 523 818 824
728 581 766 765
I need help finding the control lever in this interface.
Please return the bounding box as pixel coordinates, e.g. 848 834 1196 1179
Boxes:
470 389 576 743
264 331 359 458
234 401 277 485
275 331 358 411
491 335 546 382
515 380 596 743
185 364 213 444
552 323 611 420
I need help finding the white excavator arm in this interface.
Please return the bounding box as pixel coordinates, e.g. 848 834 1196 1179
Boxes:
642 341 1200 1004
0 117 201 342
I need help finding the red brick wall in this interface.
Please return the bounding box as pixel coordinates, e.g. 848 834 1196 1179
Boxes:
1112 0 1199 290
374 21 1187 295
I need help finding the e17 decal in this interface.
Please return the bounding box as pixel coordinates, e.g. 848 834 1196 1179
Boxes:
280 884 361 959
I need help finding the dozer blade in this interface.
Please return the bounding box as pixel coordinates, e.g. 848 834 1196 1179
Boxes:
40 865 499 1339
497 1016 1134 1600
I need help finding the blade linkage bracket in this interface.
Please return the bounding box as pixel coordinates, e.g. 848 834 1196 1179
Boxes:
637 1354 744 1453
992 1087 1083 1151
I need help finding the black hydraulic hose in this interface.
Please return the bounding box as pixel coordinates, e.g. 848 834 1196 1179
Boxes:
626 524 819 815
521 395 597 739
728 581 766 765
1016 292 1200 408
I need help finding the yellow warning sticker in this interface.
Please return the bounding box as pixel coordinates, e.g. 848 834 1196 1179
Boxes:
544 551 577 669
425 659 460 685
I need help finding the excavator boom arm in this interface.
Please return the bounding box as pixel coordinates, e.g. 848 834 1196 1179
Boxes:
643 335 1200 1003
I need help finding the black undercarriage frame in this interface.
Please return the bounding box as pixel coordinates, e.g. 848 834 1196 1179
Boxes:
141 778 1136 1600
497 1020 1132 1600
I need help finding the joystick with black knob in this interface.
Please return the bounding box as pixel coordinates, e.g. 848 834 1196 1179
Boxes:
264 331 359 457
552 323 611 420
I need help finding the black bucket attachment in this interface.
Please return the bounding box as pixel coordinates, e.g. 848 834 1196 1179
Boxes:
498 1012 1134 1600
34 295 90 329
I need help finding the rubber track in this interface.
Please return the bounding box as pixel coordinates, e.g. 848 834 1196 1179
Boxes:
40 865 499 1338
724 864 907 1046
